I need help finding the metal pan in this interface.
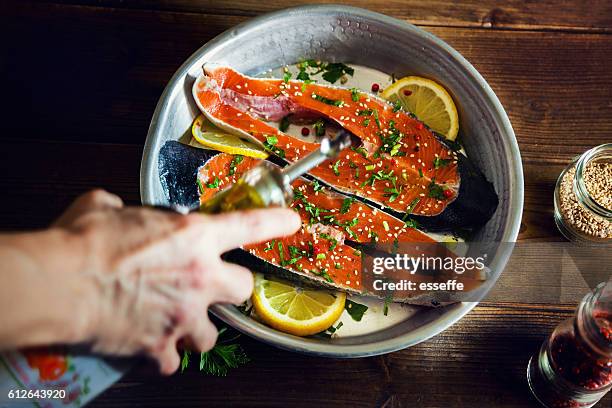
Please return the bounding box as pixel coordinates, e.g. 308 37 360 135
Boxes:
140 5 523 357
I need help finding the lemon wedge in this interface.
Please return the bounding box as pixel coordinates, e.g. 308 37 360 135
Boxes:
191 114 269 159
251 274 346 337
381 76 459 141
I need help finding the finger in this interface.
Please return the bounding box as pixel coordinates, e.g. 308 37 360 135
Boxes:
185 315 218 353
208 262 254 305
54 189 124 227
202 208 301 252
155 338 181 375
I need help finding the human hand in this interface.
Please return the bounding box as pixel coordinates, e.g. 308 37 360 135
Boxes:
55 190 300 374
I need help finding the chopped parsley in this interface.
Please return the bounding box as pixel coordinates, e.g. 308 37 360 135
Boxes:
433 157 451 169
313 119 326 137
340 197 354 214
357 108 373 116
263 240 275 251
351 146 368 158
350 87 360 102
362 118 370 127
279 115 291 132
392 100 403 112
263 135 286 158
312 93 343 107
319 233 338 251
181 327 249 376
383 295 392 316
228 155 244 176
345 300 368 321
428 181 446 200
321 62 355 83
314 268 333 283
283 70 292 83
206 177 220 189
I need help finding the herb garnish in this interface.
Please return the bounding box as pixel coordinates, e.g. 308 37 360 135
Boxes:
321 62 355 84
319 233 338 251
345 300 368 321
392 100 403 112
406 197 420 214
383 295 392 316
263 135 286 158
350 87 360 102
332 160 341 176
312 93 344 107
433 157 451 169
313 119 326 137
279 115 291 132
351 146 368 158
196 178 205 195
340 197 354 214
228 155 244 176
283 70 292 83
428 180 446 200
206 177 221 189
314 268 333 283
181 326 249 376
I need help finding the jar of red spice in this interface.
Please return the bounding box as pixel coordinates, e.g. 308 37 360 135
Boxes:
528 281 612 407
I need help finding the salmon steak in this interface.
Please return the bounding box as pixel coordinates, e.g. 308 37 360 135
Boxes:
193 65 498 231
157 141 486 303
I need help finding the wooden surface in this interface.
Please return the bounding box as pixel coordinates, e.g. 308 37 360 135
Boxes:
1 1 611 407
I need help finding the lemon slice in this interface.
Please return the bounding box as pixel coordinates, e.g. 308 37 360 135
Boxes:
381 76 459 141
251 274 346 337
191 114 268 159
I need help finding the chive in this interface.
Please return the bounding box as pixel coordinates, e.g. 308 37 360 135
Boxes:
196 178 205 195
335 263 342 269
362 118 370 127
418 168 424 178
383 220 389 231
350 87 360 102
351 146 368 158
316 253 326 260
365 164 376 171
277 241 285 264
406 197 420 214
332 160 341 176
340 197 354 214
428 181 446 200
372 109 381 129
433 157 451 169
312 93 343 106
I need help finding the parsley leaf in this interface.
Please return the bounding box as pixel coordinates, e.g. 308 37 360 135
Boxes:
279 115 291 132
345 300 368 321
350 87 360 102
428 181 446 200
181 327 249 376
340 197 354 214
206 177 220 189
321 62 354 84
313 119 326 136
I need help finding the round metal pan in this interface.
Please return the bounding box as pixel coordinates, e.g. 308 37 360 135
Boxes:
141 5 523 357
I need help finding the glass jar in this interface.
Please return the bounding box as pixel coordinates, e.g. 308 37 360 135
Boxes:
553 144 612 244
527 282 612 407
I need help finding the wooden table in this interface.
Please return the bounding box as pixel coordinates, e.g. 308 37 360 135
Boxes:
1 1 611 407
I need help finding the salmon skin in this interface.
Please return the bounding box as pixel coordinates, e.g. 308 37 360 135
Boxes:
193 65 498 231
158 141 485 303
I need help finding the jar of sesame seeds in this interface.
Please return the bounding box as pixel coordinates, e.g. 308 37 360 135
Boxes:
554 144 612 244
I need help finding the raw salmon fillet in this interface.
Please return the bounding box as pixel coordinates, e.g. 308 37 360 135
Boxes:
194 66 460 217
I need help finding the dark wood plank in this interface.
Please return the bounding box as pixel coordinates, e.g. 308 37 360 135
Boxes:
89 304 602 408
0 140 142 230
1 1 611 158
42 0 612 32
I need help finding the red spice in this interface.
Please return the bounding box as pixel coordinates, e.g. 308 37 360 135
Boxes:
312 243 324 255
403 89 413 96
371 83 380 92
443 189 453 199
301 127 310 136
417 123 424 130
